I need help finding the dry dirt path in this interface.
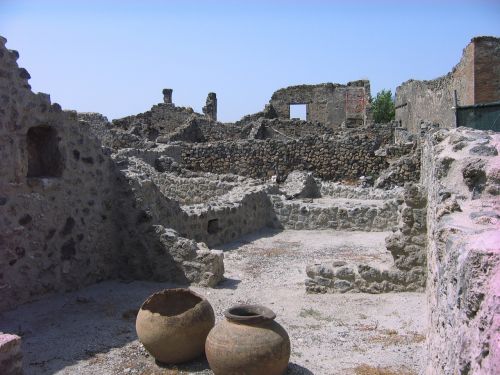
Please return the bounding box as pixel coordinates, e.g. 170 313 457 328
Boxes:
0 229 425 375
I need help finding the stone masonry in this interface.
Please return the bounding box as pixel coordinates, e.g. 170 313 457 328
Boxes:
269 80 372 128
305 183 427 293
395 36 500 134
0 334 22 375
422 127 499 374
0 36 223 312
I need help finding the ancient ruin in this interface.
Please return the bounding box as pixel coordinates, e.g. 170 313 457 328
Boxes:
0 35 499 375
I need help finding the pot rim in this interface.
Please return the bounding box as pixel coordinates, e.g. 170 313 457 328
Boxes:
224 304 276 324
140 288 207 318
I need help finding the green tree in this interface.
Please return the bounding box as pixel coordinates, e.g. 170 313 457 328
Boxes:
371 89 395 123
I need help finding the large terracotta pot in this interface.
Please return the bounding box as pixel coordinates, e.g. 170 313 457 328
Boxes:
136 288 215 364
206 304 290 375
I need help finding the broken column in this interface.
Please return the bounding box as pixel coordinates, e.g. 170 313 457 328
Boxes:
203 92 217 121
163 88 173 105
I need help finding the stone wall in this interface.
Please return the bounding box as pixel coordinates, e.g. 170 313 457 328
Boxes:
116 155 275 248
112 102 199 139
305 183 427 294
247 118 335 141
319 181 403 200
0 37 224 311
151 171 241 205
422 127 499 374
0 334 22 375
271 195 398 232
395 36 500 134
0 37 122 311
180 129 394 182
269 80 371 128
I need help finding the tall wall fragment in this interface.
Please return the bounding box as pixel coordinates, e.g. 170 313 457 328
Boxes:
269 80 371 128
395 36 500 134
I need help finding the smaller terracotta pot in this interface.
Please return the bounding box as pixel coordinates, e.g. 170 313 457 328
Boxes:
206 304 291 375
136 288 215 364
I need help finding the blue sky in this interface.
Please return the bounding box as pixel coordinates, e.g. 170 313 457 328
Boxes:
1 0 499 122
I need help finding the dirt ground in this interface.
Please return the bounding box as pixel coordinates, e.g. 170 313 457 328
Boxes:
0 229 425 375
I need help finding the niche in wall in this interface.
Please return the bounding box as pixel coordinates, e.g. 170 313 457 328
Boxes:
207 219 219 234
27 126 63 178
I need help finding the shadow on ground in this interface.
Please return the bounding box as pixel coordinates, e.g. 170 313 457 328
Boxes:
215 227 283 251
0 280 178 375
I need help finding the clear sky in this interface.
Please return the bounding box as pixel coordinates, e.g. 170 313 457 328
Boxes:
1 0 499 122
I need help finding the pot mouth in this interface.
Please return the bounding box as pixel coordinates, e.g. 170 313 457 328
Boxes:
224 304 276 323
140 288 205 317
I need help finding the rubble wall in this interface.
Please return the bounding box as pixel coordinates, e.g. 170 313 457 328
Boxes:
0 334 22 375
304 183 427 294
269 81 371 128
0 38 225 311
271 196 398 231
423 127 500 374
0 38 120 311
117 156 274 248
180 131 393 181
111 103 198 139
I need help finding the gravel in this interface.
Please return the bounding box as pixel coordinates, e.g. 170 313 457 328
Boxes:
0 229 425 375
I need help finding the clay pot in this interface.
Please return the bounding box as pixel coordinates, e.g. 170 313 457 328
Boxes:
136 288 215 364
206 304 290 375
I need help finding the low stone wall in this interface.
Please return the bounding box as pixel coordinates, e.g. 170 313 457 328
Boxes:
152 172 242 205
319 182 403 200
423 127 500 374
304 183 427 293
117 156 274 248
0 334 22 375
271 195 398 231
179 186 274 247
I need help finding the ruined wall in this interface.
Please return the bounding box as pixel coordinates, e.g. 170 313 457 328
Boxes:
152 172 240 205
395 36 500 134
180 129 394 182
77 112 113 144
423 128 499 374
319 182 403 200
269 81 371 128
271 195 398 231
111 102 200 141
110 157 224 286
0 38 226 312
0 333 22 375
246 118 335 141
0 37 120 311
395 41 474 133
117 155 274 248
305 183 427 294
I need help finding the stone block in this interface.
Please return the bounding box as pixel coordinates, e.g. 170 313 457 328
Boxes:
0 333 22 375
